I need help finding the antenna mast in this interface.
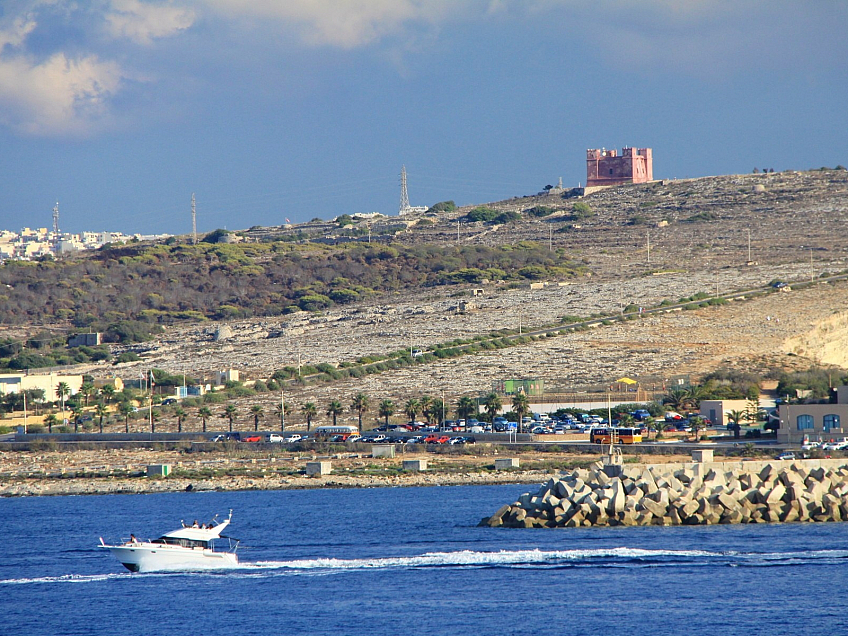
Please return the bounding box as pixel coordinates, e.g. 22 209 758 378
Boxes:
399 165 410 214
52 201 60 236
191 193 197 245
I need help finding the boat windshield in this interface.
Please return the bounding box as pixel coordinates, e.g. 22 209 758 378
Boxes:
152 537 209 549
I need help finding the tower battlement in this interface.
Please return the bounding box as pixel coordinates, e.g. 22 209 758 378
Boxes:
586 147 652 187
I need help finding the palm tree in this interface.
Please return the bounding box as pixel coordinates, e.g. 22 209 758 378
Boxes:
455 396 477 422
224 404 237 432
301 402 317 431
250 405 264 431
326 400 343 427
512 392 530 432
198 406 212 432
483 392 502 423
641 416 654 440
95 401 108 434
79 382 95 406
350 393 369 432
419 395 432 423
662 388 688 413
174 407 187 433
44 413 58 433
727 408 746 438
71 404 84 433
274 402 291 431
56 382 70 424
118 402 134 433
404 398 420 423
101 384 116 404
378 399 395 427
430 398 447 428
684 385 707 412
689 415 706 442
618 413 635 427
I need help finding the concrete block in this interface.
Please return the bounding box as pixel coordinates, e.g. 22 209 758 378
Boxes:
495 458 520 470
306 461 332 476
691 449 713 463
146 464 171 477
372 444 396 458
402 459 427 472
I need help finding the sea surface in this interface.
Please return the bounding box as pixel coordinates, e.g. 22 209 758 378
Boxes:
2 483 848 636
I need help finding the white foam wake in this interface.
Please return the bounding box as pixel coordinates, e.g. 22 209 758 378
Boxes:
249 547 723 571
4 547 847 585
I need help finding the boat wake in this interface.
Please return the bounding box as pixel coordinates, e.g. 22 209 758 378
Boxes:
4 547 847 585
247 546 848 573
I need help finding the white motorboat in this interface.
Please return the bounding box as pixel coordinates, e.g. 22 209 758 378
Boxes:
100 510 239 572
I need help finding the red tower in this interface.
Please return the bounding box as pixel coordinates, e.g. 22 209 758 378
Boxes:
586 147 653 187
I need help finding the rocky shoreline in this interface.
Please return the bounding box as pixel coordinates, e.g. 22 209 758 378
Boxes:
0 470 552 497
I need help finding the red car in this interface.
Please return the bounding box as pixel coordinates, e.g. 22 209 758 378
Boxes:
242 435 262 442
424 434 440 443
436 435 451 444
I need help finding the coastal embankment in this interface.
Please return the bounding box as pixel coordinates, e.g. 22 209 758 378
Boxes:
0 470 552 497
481 458 848 528
0 447 618 497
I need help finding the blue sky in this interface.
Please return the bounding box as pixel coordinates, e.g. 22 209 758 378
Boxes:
0 1 846 235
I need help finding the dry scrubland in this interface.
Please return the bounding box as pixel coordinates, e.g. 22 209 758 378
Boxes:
6 169 848 435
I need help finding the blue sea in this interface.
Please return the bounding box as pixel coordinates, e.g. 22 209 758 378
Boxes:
2 483 848 636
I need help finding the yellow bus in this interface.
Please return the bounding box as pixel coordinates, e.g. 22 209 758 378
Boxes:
589 427 643 444
313 425 359 440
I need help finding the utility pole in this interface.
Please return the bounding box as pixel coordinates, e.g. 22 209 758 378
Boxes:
191 193 197 245
399 165 410 214
52 201 60 251
646 230 650 264
747 228 752 263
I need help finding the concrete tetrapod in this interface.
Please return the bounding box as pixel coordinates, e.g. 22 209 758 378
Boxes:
479 459 848 528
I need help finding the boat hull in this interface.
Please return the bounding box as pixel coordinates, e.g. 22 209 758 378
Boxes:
105 545 239 573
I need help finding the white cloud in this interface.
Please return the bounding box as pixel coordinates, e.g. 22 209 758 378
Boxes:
0 51 123 136
200 0 463 48
0 14 38 51
104 0 196 45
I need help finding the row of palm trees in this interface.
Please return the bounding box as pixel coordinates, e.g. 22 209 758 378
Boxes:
40 384 538 435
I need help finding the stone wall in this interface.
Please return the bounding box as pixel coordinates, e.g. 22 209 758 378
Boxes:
480 459 848 528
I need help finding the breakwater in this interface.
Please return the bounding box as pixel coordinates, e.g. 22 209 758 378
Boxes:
480 459 848 528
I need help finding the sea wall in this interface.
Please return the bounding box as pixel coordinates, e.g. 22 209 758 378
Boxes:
480 459 848 528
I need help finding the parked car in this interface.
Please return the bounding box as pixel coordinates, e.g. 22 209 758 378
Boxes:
776 452 796 460
162 398 177 405
267 434 284 443
242 435 262 443
345 435 362 444
283 434 302 443
406 435 426 444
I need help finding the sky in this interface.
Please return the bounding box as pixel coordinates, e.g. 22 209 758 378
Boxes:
0 1 846 235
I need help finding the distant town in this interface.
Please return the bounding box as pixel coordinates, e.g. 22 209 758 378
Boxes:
0 226 171 261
